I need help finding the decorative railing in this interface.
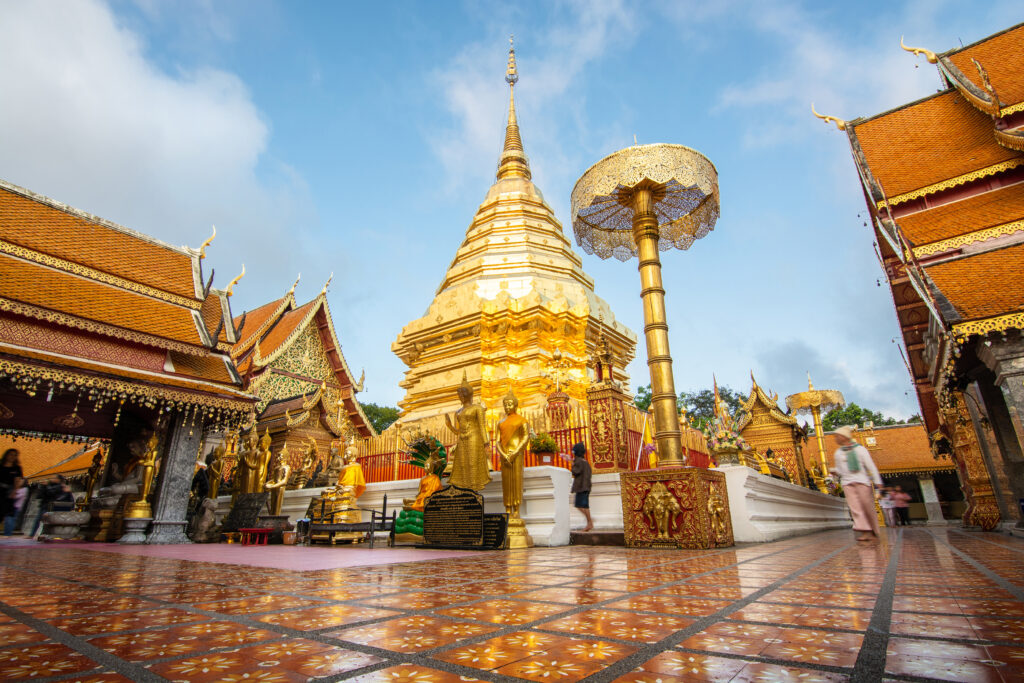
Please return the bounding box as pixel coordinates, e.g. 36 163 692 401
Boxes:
354 399 709 484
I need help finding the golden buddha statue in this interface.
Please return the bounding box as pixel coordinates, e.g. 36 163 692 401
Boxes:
497 387 533 548
444 372 491 491
403 449 444 512
263 449 291 516
337 443 366 501
236 430 260 494
125 433 159 519
496 388 528 518
256 429 273 492
207 444 225 500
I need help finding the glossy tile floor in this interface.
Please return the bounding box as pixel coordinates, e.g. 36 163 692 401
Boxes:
0 528 1022 681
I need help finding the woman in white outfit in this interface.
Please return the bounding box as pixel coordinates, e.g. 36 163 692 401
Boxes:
832 425 883 541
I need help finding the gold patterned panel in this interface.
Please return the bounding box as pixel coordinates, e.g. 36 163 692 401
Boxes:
254 325 334 413
912 219 1024 257
952 312 1024 342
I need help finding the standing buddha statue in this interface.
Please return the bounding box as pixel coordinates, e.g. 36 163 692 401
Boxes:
256 429 273 492
263 449 292 516
444 372 492 491
207 444 225 500
496 387 533 548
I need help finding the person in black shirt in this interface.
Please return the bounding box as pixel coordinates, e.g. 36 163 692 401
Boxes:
0 449 23 520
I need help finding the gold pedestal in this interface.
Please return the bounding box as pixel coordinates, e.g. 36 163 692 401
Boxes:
124 499 152 520
587 383 633 472
506 516 533 549
620 467 733 549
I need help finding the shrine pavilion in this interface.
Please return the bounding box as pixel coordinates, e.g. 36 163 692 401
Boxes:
0 178 253 543
226 281 374 479
823 22 1024 531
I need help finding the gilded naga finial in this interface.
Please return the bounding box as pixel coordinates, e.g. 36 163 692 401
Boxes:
198 225 216 259
226 264 245 296
321 272 333 296
811 103 847 131
900 36 938 64
288 273 301 296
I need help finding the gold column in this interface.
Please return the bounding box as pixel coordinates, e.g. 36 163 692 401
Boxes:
811 405 829 476
632 188 684 466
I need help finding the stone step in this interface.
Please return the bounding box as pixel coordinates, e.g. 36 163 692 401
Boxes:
570 530 625 546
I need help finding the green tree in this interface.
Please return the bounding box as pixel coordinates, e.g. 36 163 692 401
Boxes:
633 385 652 411
359 402 400 433
678 386 746 429
820 402 899 432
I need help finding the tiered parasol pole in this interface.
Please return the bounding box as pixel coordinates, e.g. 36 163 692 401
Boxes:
632 188 685 465
810 404 828 476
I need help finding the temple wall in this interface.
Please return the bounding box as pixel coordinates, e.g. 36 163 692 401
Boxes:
719 465 851 542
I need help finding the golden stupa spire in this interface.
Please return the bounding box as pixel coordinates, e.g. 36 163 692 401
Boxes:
497 35 531 181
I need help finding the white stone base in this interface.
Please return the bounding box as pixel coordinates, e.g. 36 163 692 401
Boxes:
718 465 851 543
215 466 577 547
569 473 624 532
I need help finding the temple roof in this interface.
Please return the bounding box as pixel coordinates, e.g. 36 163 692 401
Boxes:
818 424 952 475
898 181 1024 249
0 178 251 413
926 241 1024 321
854 91 1018 202
231 285 374 438
0 436 83 480
0 181 199 300
945 23 1024 112
737 374 797 430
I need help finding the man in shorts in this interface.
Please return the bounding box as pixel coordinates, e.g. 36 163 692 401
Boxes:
571 442 593 532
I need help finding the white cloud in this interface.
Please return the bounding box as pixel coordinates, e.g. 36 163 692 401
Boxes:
0 0 315 296
429 0 638 196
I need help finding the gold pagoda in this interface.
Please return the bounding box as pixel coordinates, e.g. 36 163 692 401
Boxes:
393 40 637 421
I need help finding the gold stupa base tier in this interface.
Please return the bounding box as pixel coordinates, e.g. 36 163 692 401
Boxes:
620 467 733 549
506 516 533 549
124 500 152 520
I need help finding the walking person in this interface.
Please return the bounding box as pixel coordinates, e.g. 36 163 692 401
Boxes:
879 487 897 528
833 426 883 541
0 449 23 524
570 442 593 532
4 477 27 536
892 485 912 526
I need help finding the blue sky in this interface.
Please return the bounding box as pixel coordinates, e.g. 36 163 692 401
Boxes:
1 0 1020 419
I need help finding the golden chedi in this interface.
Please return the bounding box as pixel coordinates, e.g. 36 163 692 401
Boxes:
392 38 636 421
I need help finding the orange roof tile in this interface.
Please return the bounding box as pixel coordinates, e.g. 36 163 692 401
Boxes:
232 296 290 359
200 292 229 344
167 351 234 385
947 24 1024 109
29 445 101 482
257 300 317 361
0 184 197 300
0 436 83 480
818 424 950 474
855 91 1018 199
1 252 204 347
899 181 1024 247
926 242 1024 320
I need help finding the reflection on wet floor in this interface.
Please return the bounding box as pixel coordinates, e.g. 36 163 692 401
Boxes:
0 528 1021 681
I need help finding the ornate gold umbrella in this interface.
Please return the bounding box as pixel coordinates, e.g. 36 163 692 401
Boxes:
571 144 719 465
785 376 845 476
